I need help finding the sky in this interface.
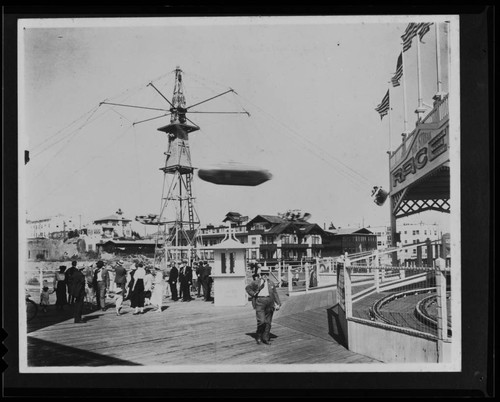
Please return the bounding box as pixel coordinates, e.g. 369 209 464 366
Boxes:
18 15 459 235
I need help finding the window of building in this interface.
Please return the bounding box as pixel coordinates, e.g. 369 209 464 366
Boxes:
251 237 256 245
282 234 297 244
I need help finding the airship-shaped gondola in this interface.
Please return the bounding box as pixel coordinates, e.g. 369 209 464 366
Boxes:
197 162 273 186
371 186 389 206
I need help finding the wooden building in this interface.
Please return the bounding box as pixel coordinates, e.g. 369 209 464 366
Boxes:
322 227 378 257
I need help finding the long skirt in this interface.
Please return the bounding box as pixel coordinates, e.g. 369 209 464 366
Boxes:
56 281 67 306
130 279 145 308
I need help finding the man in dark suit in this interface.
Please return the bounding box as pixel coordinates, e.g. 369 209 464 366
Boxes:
200 260 213 302
245 266 281 345
65 260 78 304
168 261 179 301
71 265 87 323
112 260 128 298
179 259 193 302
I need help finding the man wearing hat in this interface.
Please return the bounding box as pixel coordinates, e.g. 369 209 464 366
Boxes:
65 260 79 304
111 260 128 300
71 264 87 323
178 259 193 302
167 261 179 301
245 266 281 345
92 260 110 311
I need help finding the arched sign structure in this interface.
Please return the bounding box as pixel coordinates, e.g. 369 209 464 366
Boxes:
388 94 450 253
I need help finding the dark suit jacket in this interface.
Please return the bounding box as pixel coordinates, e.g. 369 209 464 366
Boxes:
245 278 281 309
113 265 127 284
179 266 193 284
66 266 77 284
71 270 86 299
200 264 212 283
168 267 179 284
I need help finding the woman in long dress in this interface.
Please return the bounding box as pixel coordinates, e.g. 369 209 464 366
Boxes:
150 267 165 312
53 265 68 310
130 263 146 315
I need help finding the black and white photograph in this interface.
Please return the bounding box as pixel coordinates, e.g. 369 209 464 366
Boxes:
3 7 493 397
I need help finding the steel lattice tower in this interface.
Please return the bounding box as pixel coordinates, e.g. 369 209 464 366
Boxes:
155 67 201 263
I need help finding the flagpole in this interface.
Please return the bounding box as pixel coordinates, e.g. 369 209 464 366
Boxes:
401 50 409 133
435 22 442 94
415 31 426 121
388 84 393 152
445 21 451 92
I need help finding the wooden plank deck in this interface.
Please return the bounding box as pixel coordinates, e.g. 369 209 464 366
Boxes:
25 289 380 368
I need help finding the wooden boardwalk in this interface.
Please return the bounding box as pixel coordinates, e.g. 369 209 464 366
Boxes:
25 288 380 368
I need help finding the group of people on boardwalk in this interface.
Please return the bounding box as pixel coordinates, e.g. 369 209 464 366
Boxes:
47 258 213 323
51 261 96 323
52 260 80 311
42 258 282 347
167 259 213 302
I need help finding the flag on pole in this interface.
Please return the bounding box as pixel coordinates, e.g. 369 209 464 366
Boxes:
417 22 433 43
391 52 403 87
401 22 419 52
375 90 390 120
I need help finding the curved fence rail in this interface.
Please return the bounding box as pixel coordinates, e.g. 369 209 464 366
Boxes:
336 247 452 343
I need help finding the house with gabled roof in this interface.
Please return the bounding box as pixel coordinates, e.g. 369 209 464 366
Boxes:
246 214 325 262
222 211 249 226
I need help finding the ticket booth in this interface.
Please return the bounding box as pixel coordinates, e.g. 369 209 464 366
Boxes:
211 232 249 307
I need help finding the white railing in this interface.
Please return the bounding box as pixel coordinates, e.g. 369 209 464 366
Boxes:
338 255 451 341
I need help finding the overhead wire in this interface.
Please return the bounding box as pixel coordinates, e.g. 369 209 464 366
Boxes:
31 124 135 210
28 105 113 184
186 71 374 192
29 105 100 155
234 93 370 192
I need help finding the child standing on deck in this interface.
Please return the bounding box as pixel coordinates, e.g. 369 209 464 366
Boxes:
40 286 51 313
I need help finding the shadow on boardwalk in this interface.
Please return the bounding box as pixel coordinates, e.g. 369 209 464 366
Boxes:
28 337 142 366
